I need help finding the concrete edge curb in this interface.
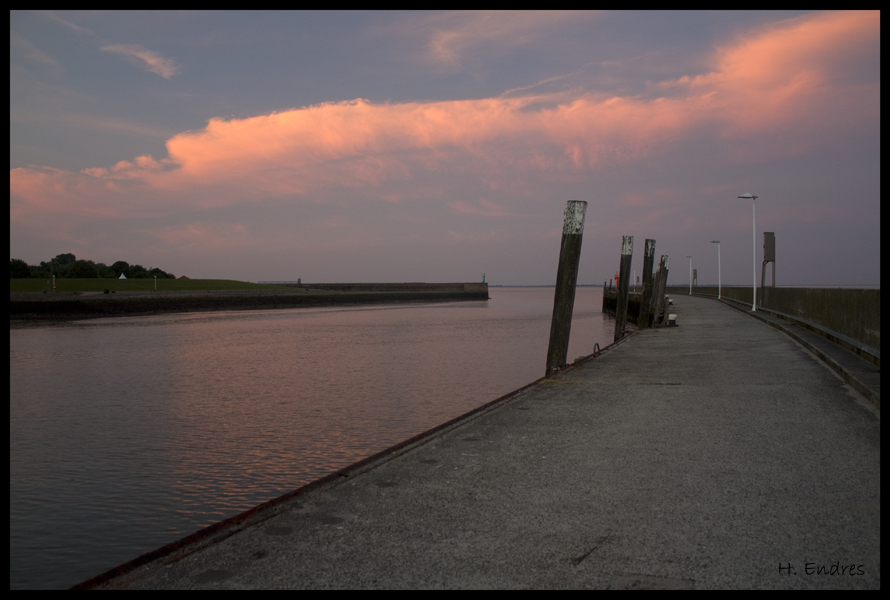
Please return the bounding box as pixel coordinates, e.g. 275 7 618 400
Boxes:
551 328 641 376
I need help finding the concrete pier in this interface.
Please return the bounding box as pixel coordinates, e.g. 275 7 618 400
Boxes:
86 295 880 590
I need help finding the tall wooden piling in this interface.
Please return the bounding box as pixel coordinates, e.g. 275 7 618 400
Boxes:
614 236 634 341
637 239 656 328
546 201 588 375
649 260 663 325
652 255 670 325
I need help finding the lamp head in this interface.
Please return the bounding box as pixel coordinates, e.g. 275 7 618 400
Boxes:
737 193 758 200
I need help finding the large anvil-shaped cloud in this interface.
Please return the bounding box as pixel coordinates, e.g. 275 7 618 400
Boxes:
11 12 879 236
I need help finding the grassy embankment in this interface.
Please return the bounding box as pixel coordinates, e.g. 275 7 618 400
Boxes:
9 279 292 293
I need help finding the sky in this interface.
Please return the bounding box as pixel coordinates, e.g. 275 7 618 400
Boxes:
10 11 881 286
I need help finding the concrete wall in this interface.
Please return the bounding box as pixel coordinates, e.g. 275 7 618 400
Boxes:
292 282 489 295
602 291 643 320
666 286 880 351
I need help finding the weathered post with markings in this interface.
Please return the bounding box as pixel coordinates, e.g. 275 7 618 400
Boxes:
637 239 656 328
648 260 663 327
614 236 634 341
652 255 670 326
546 201 588 375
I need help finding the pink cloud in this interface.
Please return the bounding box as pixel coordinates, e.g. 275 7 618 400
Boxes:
130 93 694 198
668 10 879 137
448 198 514 217
152 222 249 252
10 166 129 226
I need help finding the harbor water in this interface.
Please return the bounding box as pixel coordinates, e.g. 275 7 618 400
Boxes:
10 286 615 589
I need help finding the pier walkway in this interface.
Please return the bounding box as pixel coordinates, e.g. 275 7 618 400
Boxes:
95 295 880 589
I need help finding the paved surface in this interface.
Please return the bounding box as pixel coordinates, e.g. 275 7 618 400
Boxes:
715 298 880 408
94 295 880 589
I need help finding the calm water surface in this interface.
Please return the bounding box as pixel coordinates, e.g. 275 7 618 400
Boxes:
10 287 615 589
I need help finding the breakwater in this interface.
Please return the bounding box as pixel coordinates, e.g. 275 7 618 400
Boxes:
9 283 490 323
287 282 489 294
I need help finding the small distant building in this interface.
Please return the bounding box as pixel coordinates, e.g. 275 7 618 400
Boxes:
119 273 127 279
178 275 190 279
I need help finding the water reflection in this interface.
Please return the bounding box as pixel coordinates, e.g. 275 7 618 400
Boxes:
10 287 611 589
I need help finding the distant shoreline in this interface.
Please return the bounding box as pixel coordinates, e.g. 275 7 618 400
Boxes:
9 287 489 327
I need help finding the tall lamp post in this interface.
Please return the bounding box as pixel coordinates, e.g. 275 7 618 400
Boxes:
737 193 758 311
686 256 692 295
711 240 721 299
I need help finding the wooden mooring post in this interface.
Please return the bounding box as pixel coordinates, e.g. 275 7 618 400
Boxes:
614 236 634 341
546 201 588 375
649 262 662 327
651 255 670 326
637 239 656 328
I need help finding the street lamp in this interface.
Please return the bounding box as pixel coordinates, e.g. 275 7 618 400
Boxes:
711 240 721 299
737 193 758 311
686 256 692 295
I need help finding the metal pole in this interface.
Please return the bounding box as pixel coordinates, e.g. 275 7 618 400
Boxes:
637 239 656 328
752 198 757 311
546 201 588 375
715 241 721 299
614 236 634 342
737 194 759 310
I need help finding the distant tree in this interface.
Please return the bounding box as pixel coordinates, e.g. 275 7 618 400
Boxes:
128 264 149 278
18 255 176 279
95 263 116 278
29 262 50 278
10 258 30 278
67 260 99 278
36 260 59 276
53 253 77 265
111 261 130 278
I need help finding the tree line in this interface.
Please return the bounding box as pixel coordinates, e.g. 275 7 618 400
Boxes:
10 254 175 279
